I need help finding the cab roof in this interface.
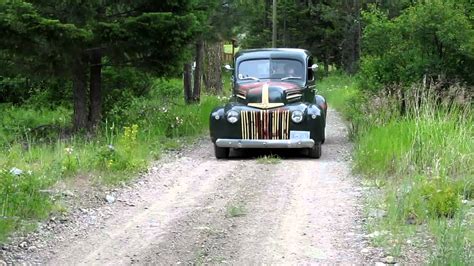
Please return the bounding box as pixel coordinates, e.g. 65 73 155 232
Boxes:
235 48 311 63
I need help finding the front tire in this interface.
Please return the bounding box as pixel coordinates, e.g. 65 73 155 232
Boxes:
308 142 322 158
214 144 229 159
321 128 326 144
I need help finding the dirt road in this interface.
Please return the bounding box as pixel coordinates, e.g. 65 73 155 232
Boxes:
2 109 367 264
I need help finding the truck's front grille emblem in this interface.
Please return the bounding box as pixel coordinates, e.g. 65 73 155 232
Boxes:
241 110 290 140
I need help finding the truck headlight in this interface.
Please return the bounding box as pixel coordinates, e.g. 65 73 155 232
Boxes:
291 110 303 123
226 110 239 123
212 112 220 120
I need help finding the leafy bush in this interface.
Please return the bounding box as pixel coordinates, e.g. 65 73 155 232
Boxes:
421 177 461 218
0 76 71 107
102 67 153 118
360 2 474 91
151 78 183 99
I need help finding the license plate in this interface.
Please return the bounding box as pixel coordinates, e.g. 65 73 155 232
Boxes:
290 131 310 140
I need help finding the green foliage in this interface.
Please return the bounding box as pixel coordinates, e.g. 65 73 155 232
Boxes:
354 90 473 179
421 177 461 218
61 146 79 176
386 176 462 225
316 73 359 115
94 124 145 173
316 73 364 139
360 2 474 90
321 74 472 264
0 168 53 240
0 78 224 239
0 104 71 147
256 154 281 164
429 215 473 265
102 67 153 117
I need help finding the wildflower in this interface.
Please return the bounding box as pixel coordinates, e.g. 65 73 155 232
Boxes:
65 147 74 155
108 144 115 151
9 167 23 176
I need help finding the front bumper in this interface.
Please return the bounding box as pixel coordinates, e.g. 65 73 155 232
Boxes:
215 138 315 149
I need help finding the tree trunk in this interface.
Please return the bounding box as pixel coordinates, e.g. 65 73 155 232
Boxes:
88 49 102 130
204 41 223 94
72 57 88 132
272 0 277 48
183 63 193 104
193 39 204 102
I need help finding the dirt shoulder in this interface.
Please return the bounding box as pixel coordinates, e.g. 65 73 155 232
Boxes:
1 109 373 264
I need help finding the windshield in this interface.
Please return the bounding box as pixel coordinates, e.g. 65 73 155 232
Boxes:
237 59 304 81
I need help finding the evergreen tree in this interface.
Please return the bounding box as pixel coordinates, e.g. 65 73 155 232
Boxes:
0 0 198 130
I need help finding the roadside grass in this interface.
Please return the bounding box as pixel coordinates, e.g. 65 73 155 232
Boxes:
0 78 226 240
317 73 359 113
256 154 281 164
316 73 362 139
322 74 473 264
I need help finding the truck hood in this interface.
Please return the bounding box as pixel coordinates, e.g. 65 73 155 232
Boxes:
235 81 303 109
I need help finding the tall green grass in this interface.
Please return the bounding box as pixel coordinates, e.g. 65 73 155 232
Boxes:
321 74 473 265
0 78 225 240
317 73 359 114
355 102 473 179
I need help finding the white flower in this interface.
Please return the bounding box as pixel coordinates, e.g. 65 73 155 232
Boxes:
65 147 74 155
9 167 23 176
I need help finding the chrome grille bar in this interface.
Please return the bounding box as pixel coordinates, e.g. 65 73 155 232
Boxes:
241 110 289 140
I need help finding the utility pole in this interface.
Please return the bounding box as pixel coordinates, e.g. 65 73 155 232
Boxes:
272 0 277 48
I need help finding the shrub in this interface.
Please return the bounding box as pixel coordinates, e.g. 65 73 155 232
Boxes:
102 67 153 118
421 177 461 218
385 176 462 227
360 2 474 91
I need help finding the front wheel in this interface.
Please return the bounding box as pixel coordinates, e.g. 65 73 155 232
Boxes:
321 128 326 144
307 142 322 159
214 144 229 159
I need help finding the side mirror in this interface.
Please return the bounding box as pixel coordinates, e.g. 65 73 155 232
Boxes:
224 64 234 71
308 64 318 72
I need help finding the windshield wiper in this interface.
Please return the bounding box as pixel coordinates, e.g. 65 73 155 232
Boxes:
240 76 260 81
281 76 302 81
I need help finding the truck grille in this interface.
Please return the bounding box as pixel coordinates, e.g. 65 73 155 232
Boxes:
241 110 290 140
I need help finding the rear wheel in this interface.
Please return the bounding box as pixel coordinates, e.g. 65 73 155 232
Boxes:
308 142 322 159
214 144 229 159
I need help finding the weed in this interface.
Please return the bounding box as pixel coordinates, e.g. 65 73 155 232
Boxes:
61 146 79 176
429 211 473 265
256 154 281 164
226 204 246 218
